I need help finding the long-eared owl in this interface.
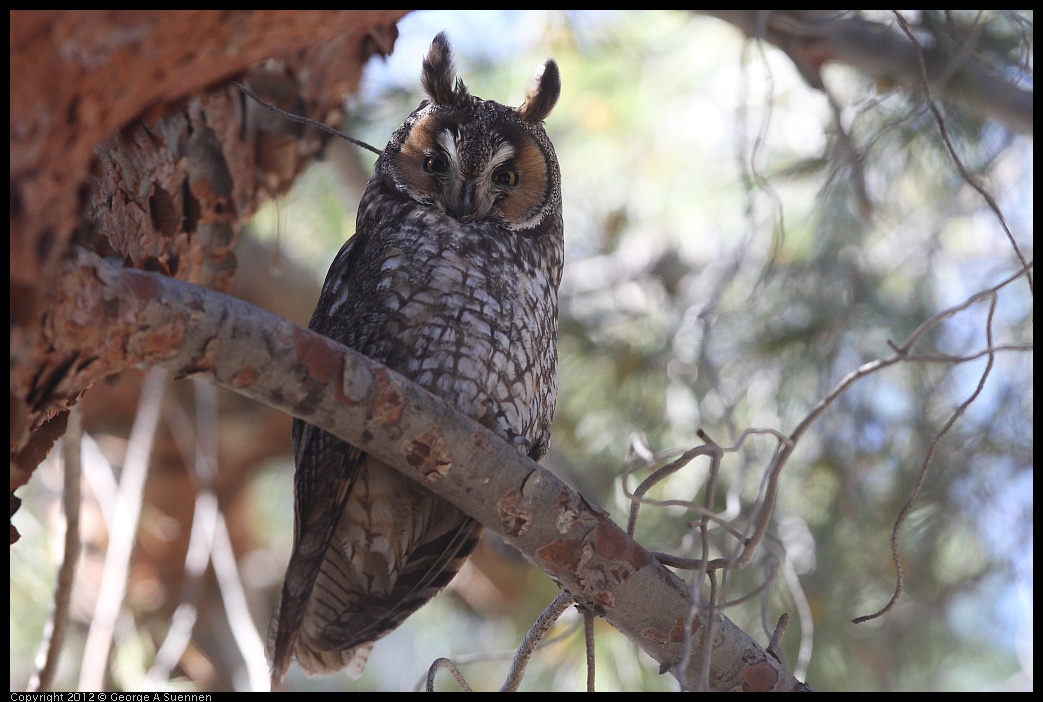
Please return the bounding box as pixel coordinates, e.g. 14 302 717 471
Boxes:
267 33 563 687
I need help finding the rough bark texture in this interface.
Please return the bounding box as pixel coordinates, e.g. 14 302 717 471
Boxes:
10 10 409 536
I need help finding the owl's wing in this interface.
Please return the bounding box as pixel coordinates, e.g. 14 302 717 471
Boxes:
268 420 364 688
304 233 366 343
270 233 385 686
319 510 483 653
273 428 482 685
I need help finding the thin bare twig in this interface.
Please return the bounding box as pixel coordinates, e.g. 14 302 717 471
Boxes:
777 552 815 680
583 610 596 692
426 658 473 692
27 406 83 692
735 263 1032 570
894 264 1033 354
626 428 793 569
235 82 383 155
501 591 576 692
212 514 269 690
679 570 719 692
766 613 789 658
649 552 733 572
891 11 1032 293
624 444 721 536
715 559 778 609
690 430 721 684
893 344 1032 364
78 368 169 692
145 383 217 687
853 291 1001 623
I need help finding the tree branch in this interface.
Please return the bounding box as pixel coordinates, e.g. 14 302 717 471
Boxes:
11 8 408 488
47 247 804 692
700 10 1033 134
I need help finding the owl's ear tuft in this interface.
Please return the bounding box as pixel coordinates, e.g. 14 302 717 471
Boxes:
517 59 560 124
422 32 470 109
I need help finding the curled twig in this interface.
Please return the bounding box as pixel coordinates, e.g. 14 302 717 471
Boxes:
623 443 722 537
501 591 576 692
854 291 1002 623
891 11 1031 293
649 552 733 572
426 658 473 693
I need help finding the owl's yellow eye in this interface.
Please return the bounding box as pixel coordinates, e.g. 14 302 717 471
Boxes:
423 155 449 174
493 168 518 187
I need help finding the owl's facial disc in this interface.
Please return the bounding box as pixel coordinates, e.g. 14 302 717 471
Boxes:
394 115 550 230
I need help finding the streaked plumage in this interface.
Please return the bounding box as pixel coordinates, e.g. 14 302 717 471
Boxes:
267 32 563 687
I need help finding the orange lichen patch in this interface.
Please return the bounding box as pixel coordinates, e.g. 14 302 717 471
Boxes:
371 367 404 427
233 366 260 387
641 626 671 647
594 517 652 570
535 537 588 573
742 660 780 692
291 325 340 385
405 426 453 481
670 615 692 642
496 488 533 537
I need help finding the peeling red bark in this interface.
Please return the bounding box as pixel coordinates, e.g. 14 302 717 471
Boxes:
497 488 534 537
404 426 454 481
371 367 405 428
10 9 408 468
594 516 652 569
293 325 342 386
742 661 782 692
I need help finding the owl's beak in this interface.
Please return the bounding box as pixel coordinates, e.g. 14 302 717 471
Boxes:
451 181 478 221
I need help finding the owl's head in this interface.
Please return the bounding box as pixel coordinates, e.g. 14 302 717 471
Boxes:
379 32 561 232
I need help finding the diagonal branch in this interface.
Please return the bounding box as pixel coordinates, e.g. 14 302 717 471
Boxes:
46 247 805 692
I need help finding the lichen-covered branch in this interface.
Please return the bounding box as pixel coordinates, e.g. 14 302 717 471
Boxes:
47 248 803 692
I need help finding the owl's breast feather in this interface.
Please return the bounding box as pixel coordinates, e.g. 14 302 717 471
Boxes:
372 239 556 444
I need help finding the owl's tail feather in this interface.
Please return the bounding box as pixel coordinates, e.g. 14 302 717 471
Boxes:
267 431 365 690
296 513 483 677
268 465 483 688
